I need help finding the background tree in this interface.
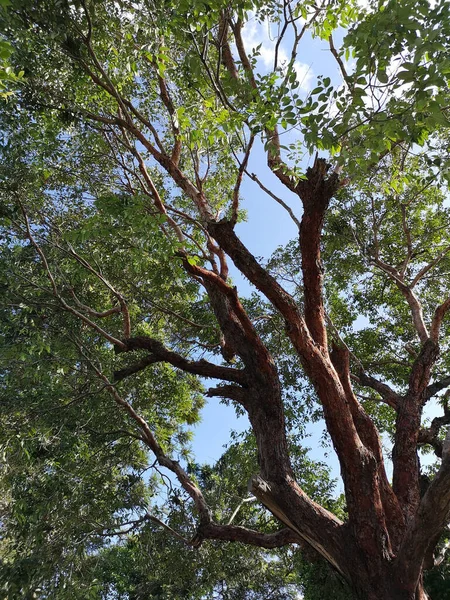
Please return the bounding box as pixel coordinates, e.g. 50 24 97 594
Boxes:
1 0 450 598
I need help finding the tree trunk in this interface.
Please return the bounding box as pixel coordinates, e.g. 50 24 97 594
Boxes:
349 576 430 600
342 552 431 600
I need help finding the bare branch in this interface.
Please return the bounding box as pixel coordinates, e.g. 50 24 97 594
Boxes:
227 495 257 525
411 244 450 288
426 375 450 399
245 170 301 228
146 513 195 545
354 371 399 410
206 383 248 405
200 522 302 549
418 412 450 458
119 127 185 244
231 136 254 226
399 203 413 277
329 34 352 88
63 242 131 338
372 257 429 343
230 17 296 193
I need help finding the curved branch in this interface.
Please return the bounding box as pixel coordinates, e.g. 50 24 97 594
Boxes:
200 522 302 548
18 201 126 349
430 296 450 343
355 371 400 410
373 256 429 343
80 351 213 526
115 335 247 384
425 374 450 399
418 406 450 458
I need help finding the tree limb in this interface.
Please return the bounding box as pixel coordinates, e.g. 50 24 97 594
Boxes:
200 522 302 548
115 335 247 384
355 371 400 410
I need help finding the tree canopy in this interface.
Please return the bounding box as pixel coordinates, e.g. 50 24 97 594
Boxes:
1 0 450 598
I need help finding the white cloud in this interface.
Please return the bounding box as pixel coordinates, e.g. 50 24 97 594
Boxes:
293 61 313 90
240 15 314 92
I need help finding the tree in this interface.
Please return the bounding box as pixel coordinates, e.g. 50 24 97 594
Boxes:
1 0 450 598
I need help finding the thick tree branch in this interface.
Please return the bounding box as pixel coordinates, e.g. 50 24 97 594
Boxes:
396 428 450 587
297 157 339 348
200 522 302 548
418 399 450 457
354 371 400 410
408 339 440 399
207 221 389 536
425 374 450 399
393 340 440 521
206 384 249 405
331 344 404 551
430 297 450 343
115 336 246 384
114 355 159 382
249 475 349 578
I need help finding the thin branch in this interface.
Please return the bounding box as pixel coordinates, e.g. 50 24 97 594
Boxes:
329 34 352 88
69 288 122 318
230 17 296 193
245 170 301 228
18 201 126 349
227 495 257 525
118 126 185 244
372 257 429 343
79 349 213 526
64 242 131 338
411 244 450 288
399 203 413 277
231 136 254 226
147 514 192 545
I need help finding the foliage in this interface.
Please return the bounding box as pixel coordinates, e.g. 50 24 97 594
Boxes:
1 0 450 599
